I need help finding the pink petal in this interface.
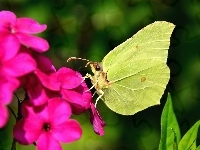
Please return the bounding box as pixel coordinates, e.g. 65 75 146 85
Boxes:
15 18 47 34
24 74 50 106
45 89 60 99
34 53 56 73
3 52 36 77
0 74 19 104
13 118 42 145
48 98 72 125
37 133 62 150
57 67 82 89
0 104 9 128
21 100 48 119
34 70 60 91
16 33 49 52
61 83 92 114
0 33 20 60
52 120 82 143
0 10 16 30
90 103 106 136
26 80 49 106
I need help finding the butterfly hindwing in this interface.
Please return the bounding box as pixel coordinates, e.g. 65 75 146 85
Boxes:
102 62 169 115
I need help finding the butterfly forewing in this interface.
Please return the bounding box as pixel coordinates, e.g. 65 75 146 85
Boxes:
102 21 175 73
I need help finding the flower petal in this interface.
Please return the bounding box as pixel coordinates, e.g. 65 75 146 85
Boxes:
16 33 49 52
13 118 42 145
26 79 49 106
0 10 16 30
0 74 19 104
48 98 72 125
24 74 50 106
34 53 56 73
90 103 106 136
0 104 9 128
21 100 48 119
15 18 47 34
52 120 82 143
34 70 60 91
37 133 62 150
57 67 82 89
0 33 20 60
3 52 36 77
61 82 92 114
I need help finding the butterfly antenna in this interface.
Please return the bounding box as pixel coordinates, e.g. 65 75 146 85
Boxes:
67 57 93 67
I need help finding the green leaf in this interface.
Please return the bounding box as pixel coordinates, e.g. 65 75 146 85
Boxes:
196 145 200 150
158 93 181 150
178 120 200 150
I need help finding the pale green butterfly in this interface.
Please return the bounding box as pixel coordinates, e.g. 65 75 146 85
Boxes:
69 21 175 115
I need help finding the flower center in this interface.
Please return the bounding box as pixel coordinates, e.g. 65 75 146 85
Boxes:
9 25 15 34
43 123 50 132
11 28 15 34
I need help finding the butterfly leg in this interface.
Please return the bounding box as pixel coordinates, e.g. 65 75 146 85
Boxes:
95 90 104 107
82 73 91 80
80 73 90 85
82 73 95 92
84 73 99 92
84 81 98 92
92 91 97 97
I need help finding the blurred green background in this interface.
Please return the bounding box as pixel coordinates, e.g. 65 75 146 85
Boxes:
1 0 200 150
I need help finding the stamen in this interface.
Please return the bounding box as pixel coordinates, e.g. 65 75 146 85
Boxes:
43 123 50 131
10 28 15 34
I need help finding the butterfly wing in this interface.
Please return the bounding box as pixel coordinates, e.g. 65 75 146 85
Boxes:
101 21 175 115
102 62 169 115
102 21 175 72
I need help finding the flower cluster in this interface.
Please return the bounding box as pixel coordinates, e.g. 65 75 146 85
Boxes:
0 10 106 150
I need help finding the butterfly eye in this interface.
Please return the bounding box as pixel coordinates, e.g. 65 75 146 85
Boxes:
95 65 101 71
93 62 102 71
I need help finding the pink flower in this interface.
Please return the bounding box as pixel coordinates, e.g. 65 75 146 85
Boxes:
22 74 59 106
0 44 36 78
0 44 35 105
0 75 19 128
34 67 92 114
19 51 59 106
0 104 9 128
90 103 106 136
0 73 19 105
0 41 34 128
0 73 18 127
0 10 49 52
57 67 92 114
13 97 82 150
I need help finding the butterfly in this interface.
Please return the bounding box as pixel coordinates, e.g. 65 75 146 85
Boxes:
69 21 175 115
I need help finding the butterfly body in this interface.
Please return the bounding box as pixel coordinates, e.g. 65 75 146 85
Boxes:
90 62 111 95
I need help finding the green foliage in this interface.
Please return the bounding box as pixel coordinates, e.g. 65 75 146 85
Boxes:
178 121 200 150
159 94 200 150
0 110 16 150
159 94 181 150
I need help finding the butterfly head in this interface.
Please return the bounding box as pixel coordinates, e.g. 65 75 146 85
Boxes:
90 62 103 75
